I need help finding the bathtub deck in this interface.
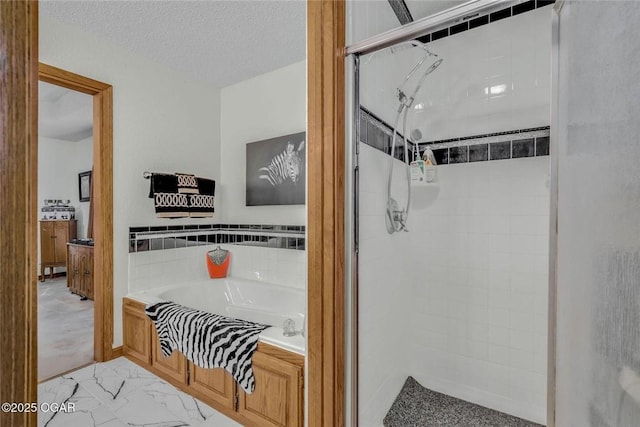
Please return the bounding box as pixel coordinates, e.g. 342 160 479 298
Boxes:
384 377 544 427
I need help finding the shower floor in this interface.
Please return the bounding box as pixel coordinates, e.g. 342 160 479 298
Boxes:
384 377 543 427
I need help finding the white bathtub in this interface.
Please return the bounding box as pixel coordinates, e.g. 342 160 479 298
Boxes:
127 277 305 355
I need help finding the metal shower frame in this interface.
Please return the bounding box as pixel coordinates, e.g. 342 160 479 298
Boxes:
345 1 560 426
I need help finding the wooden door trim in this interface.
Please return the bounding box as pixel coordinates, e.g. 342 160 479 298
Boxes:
307 1 346 427
0 2 39 426
38 63 115 362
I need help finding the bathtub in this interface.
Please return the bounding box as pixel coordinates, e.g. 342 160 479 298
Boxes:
127 277 305 355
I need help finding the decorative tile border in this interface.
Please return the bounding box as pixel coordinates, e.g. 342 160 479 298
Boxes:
129 224 305 253
359 107 408 162
414 0 554 44
359 108 550 165
421 127 550 165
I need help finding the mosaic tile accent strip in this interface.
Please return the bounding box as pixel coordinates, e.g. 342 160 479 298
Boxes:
424 128 551 165
129 224 305 253
359 107 408 162
359 114 551 165
414 0 554 45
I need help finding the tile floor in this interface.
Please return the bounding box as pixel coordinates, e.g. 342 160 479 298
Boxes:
38 356 241 427
38 276 94 381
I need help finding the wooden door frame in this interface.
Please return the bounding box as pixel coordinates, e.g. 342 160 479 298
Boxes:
307 1 346 426
0 2 39 426
5 1 343 425
38 63 115 363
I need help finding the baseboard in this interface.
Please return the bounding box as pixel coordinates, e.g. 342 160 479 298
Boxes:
38 272 67 281
110 346 123 359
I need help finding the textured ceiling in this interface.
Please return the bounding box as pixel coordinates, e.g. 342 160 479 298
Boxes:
40 0 306 88
39 82 93 142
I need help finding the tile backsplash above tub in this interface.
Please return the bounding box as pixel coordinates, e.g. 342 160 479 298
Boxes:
128 243 306 293
129 223 305 253
128 223 306 293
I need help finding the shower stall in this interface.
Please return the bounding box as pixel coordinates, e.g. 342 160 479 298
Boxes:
347 1 552 425
344 1 640 426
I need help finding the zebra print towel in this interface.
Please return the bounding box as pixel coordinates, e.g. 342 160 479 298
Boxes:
145 301 269 393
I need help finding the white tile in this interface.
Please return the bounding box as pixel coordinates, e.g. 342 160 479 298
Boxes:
489 234 510 253
508 348 534 371
488 344 510 366
510 330 534 351
109 390 191 426
489 326 510 346
137 381 217 425
485 363 510 396
198 412 243 427
488 308 510 330
510 310 535 332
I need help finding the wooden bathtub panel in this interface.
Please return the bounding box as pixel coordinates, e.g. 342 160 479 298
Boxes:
189 363 235 410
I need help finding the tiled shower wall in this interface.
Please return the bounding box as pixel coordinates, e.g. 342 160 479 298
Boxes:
358 145 413 427
358 143 549 425
359 6 552 145
357 4 551 426
407 156 549 423
128 244 306 293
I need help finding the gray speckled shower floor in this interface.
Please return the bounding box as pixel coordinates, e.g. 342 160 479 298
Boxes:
384 377 544 427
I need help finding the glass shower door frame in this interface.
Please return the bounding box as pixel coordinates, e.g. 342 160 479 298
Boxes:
346 1 561 426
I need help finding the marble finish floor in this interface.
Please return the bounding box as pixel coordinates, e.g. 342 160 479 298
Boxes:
38 276 94 381
38 357 241 427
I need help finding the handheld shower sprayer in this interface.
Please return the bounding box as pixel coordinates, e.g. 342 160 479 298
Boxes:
385 48 444 234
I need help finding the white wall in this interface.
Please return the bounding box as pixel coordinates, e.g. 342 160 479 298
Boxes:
38 136 93 272
360 6 551 142
219 61 306 225
40 16 222 347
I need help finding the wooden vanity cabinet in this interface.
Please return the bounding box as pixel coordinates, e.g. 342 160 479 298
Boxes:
67 243 94 299
40 219 77 280
122 297 304 427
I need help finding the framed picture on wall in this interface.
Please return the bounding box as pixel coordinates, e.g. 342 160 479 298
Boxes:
78 170 91 202
246 132 306 206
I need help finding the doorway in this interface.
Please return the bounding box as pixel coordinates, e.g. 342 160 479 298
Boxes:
37 80 95 380
38 64 115 369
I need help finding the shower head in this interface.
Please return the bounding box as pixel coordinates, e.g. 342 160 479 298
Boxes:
425 58 444 75
399 57 445 108
410 129 422 142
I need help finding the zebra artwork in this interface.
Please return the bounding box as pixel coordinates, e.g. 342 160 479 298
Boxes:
246 132 306 206
258 140 305 186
